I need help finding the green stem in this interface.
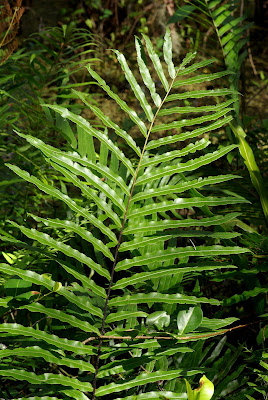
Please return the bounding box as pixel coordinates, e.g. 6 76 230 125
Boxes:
0 7 18 50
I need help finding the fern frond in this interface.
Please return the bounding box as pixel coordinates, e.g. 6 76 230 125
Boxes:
3 29 251 399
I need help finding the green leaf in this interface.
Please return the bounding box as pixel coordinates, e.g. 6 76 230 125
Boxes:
0 324 95 355
230 121 268 224
74 89 142 156
20 302 100 334
61 389 91 400
177 59 215 76
114 49 154 121
106 311 148 324
173 70 234 88
163 28 176 79
124 212 241 234
48 153 126 214
131 174 239 202
7 164 117 243
112 264 235 290
10 221 110 280
55 112 77 148
177 307 203 334
142 34 169 91
4 278 32 296
13 397 61 400
56 259 106 298
96 370 183 396
158 99 235 116
87 65 147 137
77 124 96 160
166 88 238 102
146 116 233 150
185 375 214 400
30 215 114 261
136 145 238 185
200 317 238 330
141 138 210 167
0 369 92 392
128 196 248 218
109 292 220 307
0 263 104 317
151 108 233 132
135 37 162 107
16 131 130 195
116 245 249 271
45 104 135 175
114 391 188 400
49 161 123 226
146 311 170 330
120 233 239 252
0 346 94 372
52 281 62 292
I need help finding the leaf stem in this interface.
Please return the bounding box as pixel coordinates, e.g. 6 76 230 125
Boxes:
0 7 18 50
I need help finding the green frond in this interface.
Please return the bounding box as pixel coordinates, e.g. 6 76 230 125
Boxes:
31 215 114 261
114 49 154 122
0 347 94 372
20 302 100 335
157 99 236 116
10 222 110 280
106 311 148 324
49 161 123 225
87 65 148 137
120 232 240 252
116 246 249 272
151 108 233 132
74 89 142 156
0 324 95 355
173 70 234 87
146 116 233 149
95 370 184 396
6 164 117 243
45 104 135 175
166 88 238 102
141 34 170 91
0 369 93 391
128 196 248 218
0 263 104 316
3 27 252 399
113 264 236 290
131 174 240 202
56 259 106 298
124 213 241 234
109 292 220 307
17 131 130 195
135 37 162 107
136 145 238 185
177 58 215 76
141 138 210 167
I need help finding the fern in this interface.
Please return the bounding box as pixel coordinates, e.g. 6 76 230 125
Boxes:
0 29 250 399
170 0 268 225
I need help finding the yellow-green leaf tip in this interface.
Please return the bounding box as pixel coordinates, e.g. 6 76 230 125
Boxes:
185 375 214 400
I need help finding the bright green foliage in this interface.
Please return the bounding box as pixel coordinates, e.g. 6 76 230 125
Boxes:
1 31 250 399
